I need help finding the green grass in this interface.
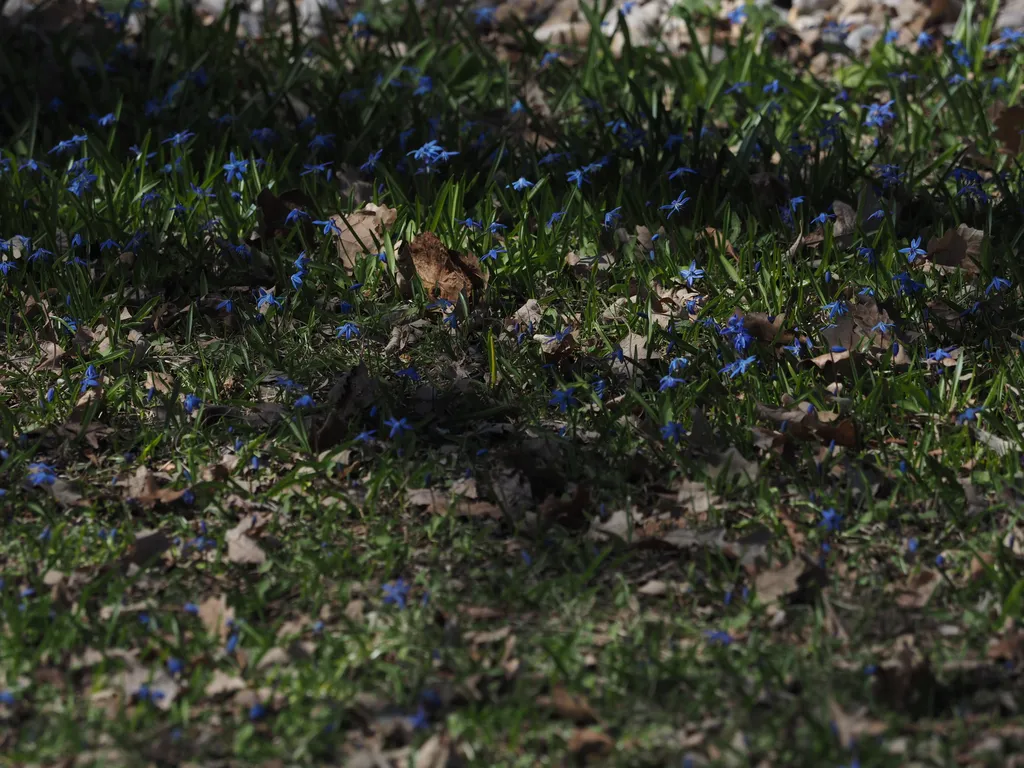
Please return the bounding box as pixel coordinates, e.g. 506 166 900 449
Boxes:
2 1 1024 765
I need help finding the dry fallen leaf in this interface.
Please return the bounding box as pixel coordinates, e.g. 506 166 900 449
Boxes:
226 518 268 565
927 224 984 275
198 594 235 642
754 556 824 606
828 698 888 749
993 104 1024 155
756 402 858 448
567 728 615 761
127 466 187 507
330 202 398 271
537 685 600 724
398 231 487 303
893 568 941 609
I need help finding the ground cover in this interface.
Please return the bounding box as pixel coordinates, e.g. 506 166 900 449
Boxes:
2 1 1024 765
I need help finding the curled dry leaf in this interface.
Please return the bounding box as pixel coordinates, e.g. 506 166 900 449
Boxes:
226 518 268 565
699 226 738 261
406 486 503 520
126 465 187 507
567 729 615 761
35 341 65 371
993 104 1024 155
828 699 888 749
756 402 858 448
123 529 173 568
330 203 398 271
753 555 825 606
537 685 600 724
198 594 235 642
144 371 174 395
397 231 487 303
927 224 984 276
893 568 941 609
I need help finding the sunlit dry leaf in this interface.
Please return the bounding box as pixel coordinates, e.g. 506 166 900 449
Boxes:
397 231 487 303
699 226 739 261
35 341 65 371
828 699 888 749
893 568 941 609
126 465 187 507
205 669 247 697
198 594 235 642
226 518 268 565
756 402 858 448
330 203 398 271
754 556 824 605
537 685 599 724
145 371 174 395
567 728 615 761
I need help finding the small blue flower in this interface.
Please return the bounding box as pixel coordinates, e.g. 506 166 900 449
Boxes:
183 394 202 414
602 207 622 229
819 508 843 532
256 288 282 311
335 322 360 340
660 191 691 218
481 247 505 262
548 387 576 413
899 237 926 263
382 579 410 608
719 355 758 379
660 421 686 443
679 261 705 287
508 177 534 191
294 394 315 408
222 152 249 183
985 276 1011 295
383 417 413 438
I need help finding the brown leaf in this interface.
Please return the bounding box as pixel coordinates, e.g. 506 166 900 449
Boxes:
226 519 268 565
205 669 247 697
127 466 187 507
756 402 858 448
397 231 487 304
310 363 379 452
567 729 615 761
831 200 857 240
540 484 591 530
754 556 824 605
828 699 888 749
743 312 792 344
927 225 983 275
256 187 316 243
994 104 1024 155
406 486 503 520
145 371 174 395
35 341 65 371
699 227 738 261
123 529 173 568
331 203 397 271
538 685 599 724
894 568 941 609
198 594 235 642
414 733 453 768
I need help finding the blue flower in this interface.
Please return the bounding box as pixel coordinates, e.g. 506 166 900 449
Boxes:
383 417 413 438
659 375 684 391
985 276 1011 295
360 149 383 173
660 421 686 442
819 507 842 532
679 260 704 287
163 130 195 147
481 247 505 262
927 347 954 362
301 162 333 179
719 355 758 378
548 387 576 413
335 322 360 340
870 321 894 334
256 288 282 311
566 168 588 188
294 394 315 408
459 217 483 230
312 219 342 236
788 196 804 211
957 407 983 424
603 207 622 229
547 211 565 228
508 177 534 191
382 579 410 608
183 394 202 414
822 300 848 320
80 365 101 392
27 462 57 486
222 152 249 183
899 237 926 263
660 191 691 218
307 133 335 152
